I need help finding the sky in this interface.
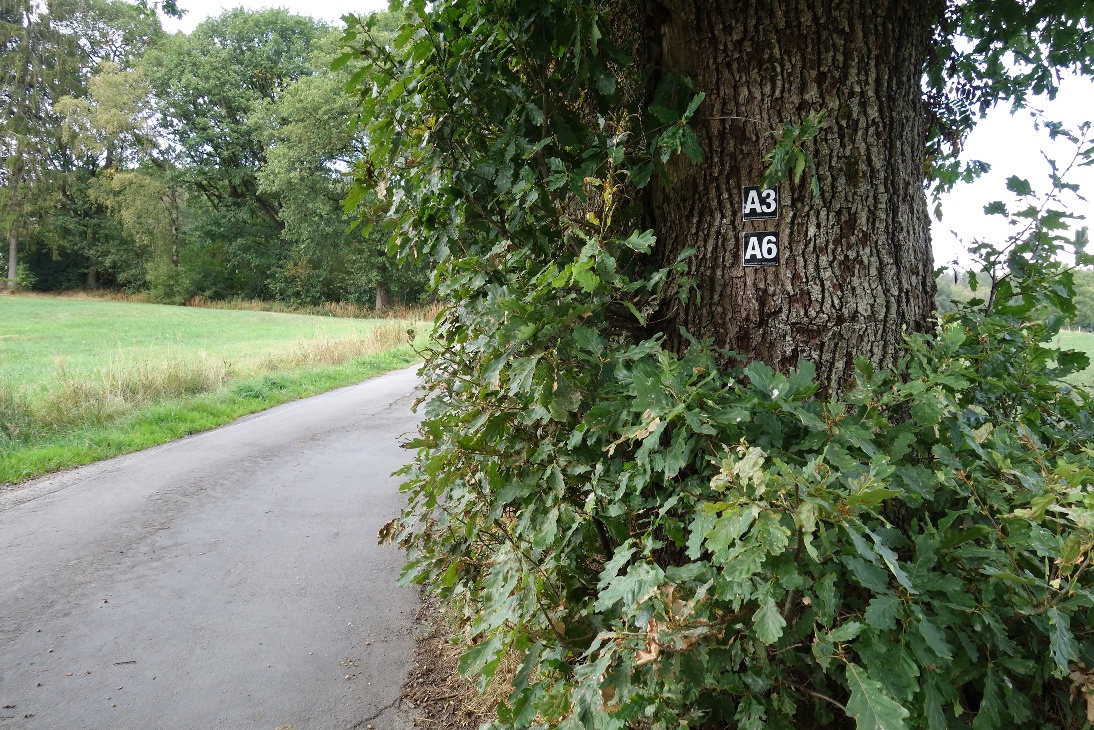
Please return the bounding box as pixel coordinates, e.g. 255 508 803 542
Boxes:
160 1 1094 272
159 0 389 32
929 75 1094 268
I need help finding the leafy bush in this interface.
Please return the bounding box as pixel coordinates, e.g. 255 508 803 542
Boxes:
390 292 1094 729
347 3 1094 728
12 263 36 290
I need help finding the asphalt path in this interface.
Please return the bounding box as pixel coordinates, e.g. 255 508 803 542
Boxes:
0 366 423 730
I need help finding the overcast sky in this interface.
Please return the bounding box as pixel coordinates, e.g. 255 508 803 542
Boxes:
931 75 1093 268
160 0 389 32
160 1 1094 271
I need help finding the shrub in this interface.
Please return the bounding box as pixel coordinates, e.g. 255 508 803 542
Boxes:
0 384 33 442
392 299 1094 728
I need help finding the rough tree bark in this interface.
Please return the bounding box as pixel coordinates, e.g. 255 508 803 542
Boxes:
647 0 938 394
4 160 25 292
375 281 390 312
6 229 17 290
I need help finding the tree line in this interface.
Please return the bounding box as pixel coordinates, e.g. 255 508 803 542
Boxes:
1 1 426 308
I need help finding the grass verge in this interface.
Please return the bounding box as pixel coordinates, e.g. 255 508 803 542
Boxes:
1 295 429 485
402 592 508 729
0 344 420 485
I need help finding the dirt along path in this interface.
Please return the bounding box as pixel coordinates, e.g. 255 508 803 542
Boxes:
0 366 423 730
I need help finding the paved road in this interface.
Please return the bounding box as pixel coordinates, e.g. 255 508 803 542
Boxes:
0 367 423 730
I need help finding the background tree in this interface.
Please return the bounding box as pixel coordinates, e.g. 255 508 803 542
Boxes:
6 5 429 307
51 0 163 289
1071 268 1094 331
0 0 165 291
140 9 326 300
258 28 427 308
58 57 189 294
56 0 162 70
0 0 79 289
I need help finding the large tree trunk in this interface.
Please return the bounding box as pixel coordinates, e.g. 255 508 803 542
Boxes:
375 281 390 312
6 229 17 290
167 187 182 267
648 0 937 394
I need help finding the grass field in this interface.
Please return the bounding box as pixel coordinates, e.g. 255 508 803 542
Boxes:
3 296 421 392
1055 329 1094 387
1 295 427 485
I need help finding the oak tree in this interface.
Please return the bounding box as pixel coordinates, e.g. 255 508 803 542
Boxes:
257 29 427 308
351 0 1094 391
348 1 1094 728
144 8 324 232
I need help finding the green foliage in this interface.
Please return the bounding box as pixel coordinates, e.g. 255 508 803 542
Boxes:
11 262 36 290
143 8 324 236
2 0 166 289
53 0 162 72
760 111 825 196
393 293 1094 728
58 62 160 170
6 4 428 308
925 0 1094 190
938 121 1094 347
258 29 429 307
258 33 359 305
950 121 1094 381
346 2 1094 728
935 270 987 314
0 0 81 285
40 169 147 290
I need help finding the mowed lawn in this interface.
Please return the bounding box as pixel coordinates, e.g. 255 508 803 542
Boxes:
0 296 426 484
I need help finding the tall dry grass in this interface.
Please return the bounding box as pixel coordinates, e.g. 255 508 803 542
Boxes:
261 321 416 370
7 291 441 321
184 296 442 321
2 353 230 442
0 385 33 442
9 290 155 304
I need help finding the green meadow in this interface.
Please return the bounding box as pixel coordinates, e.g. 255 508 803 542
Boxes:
1056 329 1094 387
0 296 427 485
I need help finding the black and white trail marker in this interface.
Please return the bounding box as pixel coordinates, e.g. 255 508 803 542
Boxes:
742 231 780 267
742 186 778 221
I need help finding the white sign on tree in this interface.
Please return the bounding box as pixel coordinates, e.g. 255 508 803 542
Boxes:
742 231 780 267
742 186 778 221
